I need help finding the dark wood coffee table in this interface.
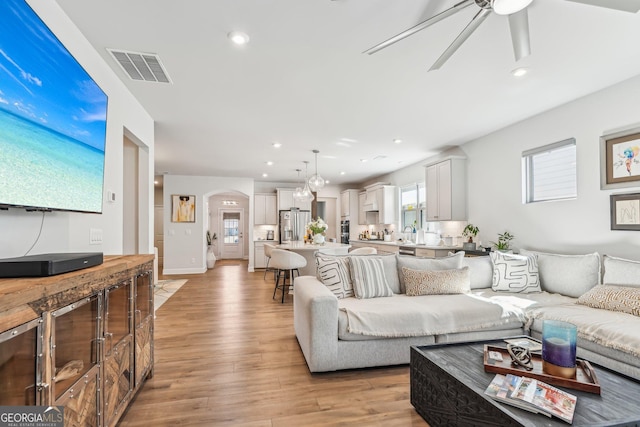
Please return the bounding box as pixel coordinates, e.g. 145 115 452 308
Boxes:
410 339 640 426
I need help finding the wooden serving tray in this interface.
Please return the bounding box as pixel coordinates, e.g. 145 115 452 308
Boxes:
483 344 601 394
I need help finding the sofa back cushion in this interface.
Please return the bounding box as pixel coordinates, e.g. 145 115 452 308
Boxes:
403 267 470 296
396 252 464 294
603 255 640 287
520 249 601 298
460 255 493 289
490 251 541 293
350 256 393 299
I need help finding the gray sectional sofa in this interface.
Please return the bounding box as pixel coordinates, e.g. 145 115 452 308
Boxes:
293 250 640 379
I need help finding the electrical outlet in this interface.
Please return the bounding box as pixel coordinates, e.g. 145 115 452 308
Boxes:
90 228 103 244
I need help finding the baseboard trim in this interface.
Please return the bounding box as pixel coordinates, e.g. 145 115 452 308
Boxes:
162 267 206 275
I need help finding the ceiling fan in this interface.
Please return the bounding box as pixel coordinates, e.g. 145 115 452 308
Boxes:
364 0 640 71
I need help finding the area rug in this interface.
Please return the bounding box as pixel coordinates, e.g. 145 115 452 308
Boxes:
154 279 188 311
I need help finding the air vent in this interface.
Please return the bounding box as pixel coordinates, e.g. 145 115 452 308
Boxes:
107 49 172 83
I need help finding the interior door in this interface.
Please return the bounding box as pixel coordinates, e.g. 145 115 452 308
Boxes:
220 209 244 259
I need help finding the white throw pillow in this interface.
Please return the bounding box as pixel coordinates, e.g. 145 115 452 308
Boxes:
490 251 541 293
603 255 640 288
520 249 600 298
350 256 393 299
315 253 353 298
403 267 471 296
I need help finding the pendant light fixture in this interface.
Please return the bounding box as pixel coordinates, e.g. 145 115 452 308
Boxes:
308 149 325 192
293 169 304 201
300 161 314 202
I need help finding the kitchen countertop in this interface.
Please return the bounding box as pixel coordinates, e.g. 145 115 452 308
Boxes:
350 239 462 251
276 241 351 251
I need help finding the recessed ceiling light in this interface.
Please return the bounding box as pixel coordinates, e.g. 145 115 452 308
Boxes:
262 173 268 177
325 180 330 184
272 142 281 148
340 171 346 175
360 159 368 163
154 180 158 185
340 138 358 143
511 67 528 77
228 31 250 46
393 139 402 144
266 161 273 166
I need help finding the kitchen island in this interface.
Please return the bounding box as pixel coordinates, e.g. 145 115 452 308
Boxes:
276 241 351 275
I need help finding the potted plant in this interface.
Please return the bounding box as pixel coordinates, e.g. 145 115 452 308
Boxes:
462 224 479 250
492 231 514 252
307 217 328 245
206 231 217 268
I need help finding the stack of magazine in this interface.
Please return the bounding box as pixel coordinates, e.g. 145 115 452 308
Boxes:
485 373 577 424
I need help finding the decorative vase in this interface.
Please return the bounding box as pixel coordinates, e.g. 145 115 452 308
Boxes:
542 320 577 378
313 234 325 245
206 246 216 269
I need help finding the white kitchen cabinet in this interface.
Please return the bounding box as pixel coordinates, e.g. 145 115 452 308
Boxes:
377 186 397 225
255 194 277 225
254 242 267 268
358 192 366 225
277 188 311 211
340 189 359 218
425 158 467 221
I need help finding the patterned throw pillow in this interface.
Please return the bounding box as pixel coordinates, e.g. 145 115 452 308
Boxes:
490 252 541 293
402 267 470 296
577 284 640 317
349 256 393 299
315 253 353 298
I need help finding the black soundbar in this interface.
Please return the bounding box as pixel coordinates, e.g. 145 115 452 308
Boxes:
0 252 104 278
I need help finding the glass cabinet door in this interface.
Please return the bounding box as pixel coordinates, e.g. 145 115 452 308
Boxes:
0 318 42 406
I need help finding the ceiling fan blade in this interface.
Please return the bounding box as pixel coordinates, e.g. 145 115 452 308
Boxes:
429 8 492 71
565 0 640 13
364 0 474 55
508 9 531 61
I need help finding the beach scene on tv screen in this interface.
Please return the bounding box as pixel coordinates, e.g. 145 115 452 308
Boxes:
0 0 108 213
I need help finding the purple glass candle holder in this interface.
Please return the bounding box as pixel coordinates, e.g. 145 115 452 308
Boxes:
542 319 577 378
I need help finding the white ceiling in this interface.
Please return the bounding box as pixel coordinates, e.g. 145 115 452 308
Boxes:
55 0 640 186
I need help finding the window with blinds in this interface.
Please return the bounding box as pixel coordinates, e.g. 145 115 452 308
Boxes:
522 138 577 203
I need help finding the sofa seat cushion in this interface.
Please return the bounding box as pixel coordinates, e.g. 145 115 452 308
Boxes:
528 304 640 360
336 293 525 340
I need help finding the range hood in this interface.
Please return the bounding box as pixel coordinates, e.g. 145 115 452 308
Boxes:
363 189 378 212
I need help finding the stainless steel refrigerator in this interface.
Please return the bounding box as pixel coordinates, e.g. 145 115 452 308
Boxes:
279 208 311 242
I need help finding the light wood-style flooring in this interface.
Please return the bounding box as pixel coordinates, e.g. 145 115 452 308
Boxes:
118 260 428 426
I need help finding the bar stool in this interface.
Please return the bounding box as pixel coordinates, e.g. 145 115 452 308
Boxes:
269 249 307 303
263 243 276 280
349 247 377 255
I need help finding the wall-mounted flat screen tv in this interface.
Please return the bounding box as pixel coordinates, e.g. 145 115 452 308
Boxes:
0 0 108 214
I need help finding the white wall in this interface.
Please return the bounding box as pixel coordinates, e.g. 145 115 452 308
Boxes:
462 75 640 258
0 1 154 258
163 175 254 274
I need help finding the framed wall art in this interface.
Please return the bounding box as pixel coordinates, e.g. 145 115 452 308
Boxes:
600 127 640 190
171 194 196 222
610 193 640 231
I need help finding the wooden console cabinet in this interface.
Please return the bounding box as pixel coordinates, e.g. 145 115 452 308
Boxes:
0 255 154 427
